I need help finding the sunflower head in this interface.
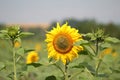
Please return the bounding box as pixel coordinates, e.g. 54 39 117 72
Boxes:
26 51 39 64
45 22 83 64
7 26 20 38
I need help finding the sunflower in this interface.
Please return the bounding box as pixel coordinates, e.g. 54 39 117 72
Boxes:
45 22 83 64
26 51 39 64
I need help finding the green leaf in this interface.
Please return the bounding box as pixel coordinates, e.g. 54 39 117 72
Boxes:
45 75 57 80
0 62 5 71
78 50 89 55
24 49 35 53
7 72 23 80
85 33 93 38
85 33 96 41
110 67 120 73
16 47 24 56
21 65 28 71
48 58 54 63
0 33 10 39
105 37 120 43
83 45 96 56
100 42 111 49
73 62 95 75
0 30 8 33
7 72 13 80
102 54 114 63
94 76 107 80
74 40 89 46
14 37 21 42
27 63 42 67
17 72 24 78
0 34 4 38
14 25 20 30
19 32 34 37
97 73 108 77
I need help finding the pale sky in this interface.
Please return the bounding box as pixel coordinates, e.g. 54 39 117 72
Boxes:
0 0 120 24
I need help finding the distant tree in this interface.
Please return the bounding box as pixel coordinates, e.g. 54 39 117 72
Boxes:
62 18 104 33
104 22 120 39
0 24 6 29
22 27 46 41
47 21 57 31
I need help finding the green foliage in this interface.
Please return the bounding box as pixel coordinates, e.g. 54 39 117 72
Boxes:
19 32 34 38
102 54 114 64
45 75 57 80
7 26 20 38
0 23 120 80
74 39 89 46
16 47 24 56
73 62 95 74
0 25 34 41
105 37 120 43
72 28 120 80
0 26 35 80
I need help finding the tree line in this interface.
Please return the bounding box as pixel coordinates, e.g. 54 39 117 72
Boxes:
48 18 120 39
1 18 120 40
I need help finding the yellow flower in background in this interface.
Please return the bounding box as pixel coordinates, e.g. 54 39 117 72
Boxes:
112 52 117 57
14 41 21 48
35 43 41 52
26 51 39 64
45 22 83 64
103 48 112 55
99 48 117 58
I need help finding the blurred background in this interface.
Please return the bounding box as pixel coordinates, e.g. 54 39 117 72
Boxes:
0 0 120 80
0 0 120 40
0 0 120 39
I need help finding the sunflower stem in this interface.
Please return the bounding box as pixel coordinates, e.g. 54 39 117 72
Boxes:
95 38 102 77
12 40 17 80
95 59 102 77
95 38 99 55
13 48 17 80
64 64 68 80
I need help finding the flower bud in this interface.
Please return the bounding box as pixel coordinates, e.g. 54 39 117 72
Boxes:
7 26 19 38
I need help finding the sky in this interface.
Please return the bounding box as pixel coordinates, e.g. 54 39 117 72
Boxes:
0 0 120 24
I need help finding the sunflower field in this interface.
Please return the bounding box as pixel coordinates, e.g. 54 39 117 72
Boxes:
0 21 120 80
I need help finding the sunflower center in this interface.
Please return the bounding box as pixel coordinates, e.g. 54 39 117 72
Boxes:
53 34 73 53
31 55 37 62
